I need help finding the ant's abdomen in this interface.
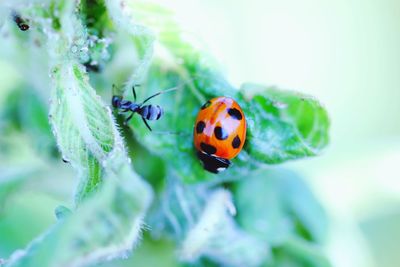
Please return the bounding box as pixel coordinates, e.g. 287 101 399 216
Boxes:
140 105 164 120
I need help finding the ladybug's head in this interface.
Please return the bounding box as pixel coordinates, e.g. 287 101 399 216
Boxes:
196 151 230 173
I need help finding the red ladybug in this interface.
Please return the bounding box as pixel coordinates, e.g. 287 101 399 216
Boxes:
194 96 246 173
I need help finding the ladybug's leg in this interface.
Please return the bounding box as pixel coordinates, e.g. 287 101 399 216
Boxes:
141 117 152 131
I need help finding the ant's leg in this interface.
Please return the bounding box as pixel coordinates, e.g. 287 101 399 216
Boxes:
142 117 152 131
132 85 137 102
123 113 134 125
118 108 130 115
132 84 142 102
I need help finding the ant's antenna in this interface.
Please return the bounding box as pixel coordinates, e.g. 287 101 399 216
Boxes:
140 80 193 105
141 86 180 105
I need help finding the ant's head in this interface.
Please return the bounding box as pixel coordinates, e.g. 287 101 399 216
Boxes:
112 95 122 108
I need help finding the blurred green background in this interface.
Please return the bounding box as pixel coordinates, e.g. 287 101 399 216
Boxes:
1 0 400 266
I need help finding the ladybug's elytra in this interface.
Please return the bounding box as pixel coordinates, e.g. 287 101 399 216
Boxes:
194 96 246 173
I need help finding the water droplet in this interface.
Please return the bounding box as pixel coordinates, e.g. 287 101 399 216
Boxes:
75 38 85 46
273 101 288 109
71 45 78 53
79 52 89 62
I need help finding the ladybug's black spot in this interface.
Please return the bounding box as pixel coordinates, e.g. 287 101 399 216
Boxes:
200 142 217 155
214 126 228 140
228 108 243 120
196 121 206 134
201 100 212 110
232 135 241 148
196 151 231 173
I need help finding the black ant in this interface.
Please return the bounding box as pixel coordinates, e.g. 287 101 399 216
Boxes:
11 11 29 31
112 85 178 131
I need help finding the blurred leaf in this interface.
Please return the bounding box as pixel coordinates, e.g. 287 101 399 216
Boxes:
0 171 31 215
104 0 155 91
0 87 56 157
0 192 60 259
180 189 269 267
149 178 206 240
5 155 152 267
234 168 328 245
150 180 270 267
54 205 72 220
95 234 179 267
269 238 331 267
0 134 49 209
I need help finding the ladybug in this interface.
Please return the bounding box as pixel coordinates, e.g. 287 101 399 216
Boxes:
194 97 246 173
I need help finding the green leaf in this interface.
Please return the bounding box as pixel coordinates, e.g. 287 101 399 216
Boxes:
234 168 328 245
5 61 153 267
49 63 116 201
114 2 330 184
241 83 330 164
